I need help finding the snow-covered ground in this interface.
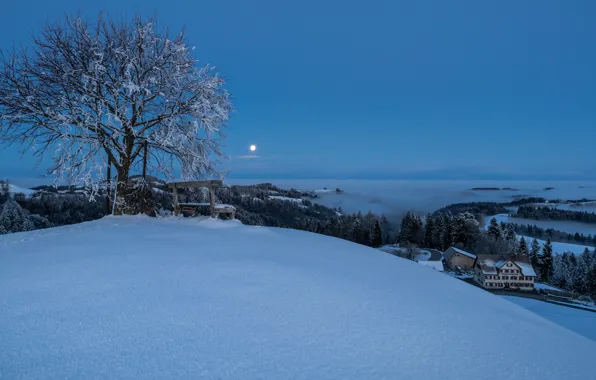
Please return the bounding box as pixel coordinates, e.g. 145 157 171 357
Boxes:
1 216 595 379
503 296 596 342
534 282 566 292
484 214 593 255
268 195 303 203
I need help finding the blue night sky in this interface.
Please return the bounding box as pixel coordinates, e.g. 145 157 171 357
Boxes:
1 0 595 183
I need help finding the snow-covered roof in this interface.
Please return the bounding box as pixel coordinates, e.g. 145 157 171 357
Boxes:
516 262 537 277
1 217 594 379
444 247 477 260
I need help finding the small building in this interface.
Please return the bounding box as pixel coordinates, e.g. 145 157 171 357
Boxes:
415 248 444 272
474 255 536 291
443 247 477 271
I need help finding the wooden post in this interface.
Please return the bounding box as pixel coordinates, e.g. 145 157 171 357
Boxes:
209 185 215 217
173 185 180 215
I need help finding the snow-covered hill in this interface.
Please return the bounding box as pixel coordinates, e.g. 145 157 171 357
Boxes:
1 216 595 379
7 183 36 196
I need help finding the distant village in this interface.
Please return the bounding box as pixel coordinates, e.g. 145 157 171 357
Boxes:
378 244 584 303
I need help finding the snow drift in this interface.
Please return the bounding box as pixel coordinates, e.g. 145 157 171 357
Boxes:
1 216 595 379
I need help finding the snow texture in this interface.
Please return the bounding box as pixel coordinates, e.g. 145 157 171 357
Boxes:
1 216 595 379
503 296 596 342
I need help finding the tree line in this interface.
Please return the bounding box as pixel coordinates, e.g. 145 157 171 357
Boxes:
515 205 596 224
504 221 596 247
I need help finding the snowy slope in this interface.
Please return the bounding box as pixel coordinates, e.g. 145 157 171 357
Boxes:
1 217 595 380
503 296 596 342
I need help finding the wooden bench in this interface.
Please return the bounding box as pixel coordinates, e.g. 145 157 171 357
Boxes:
168 180 235 219
177 202 236 219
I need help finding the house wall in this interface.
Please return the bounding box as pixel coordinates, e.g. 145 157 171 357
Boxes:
475 261 536 291
447 253 476 270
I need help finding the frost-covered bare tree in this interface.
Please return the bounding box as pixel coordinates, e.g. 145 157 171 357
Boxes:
0 15 232 210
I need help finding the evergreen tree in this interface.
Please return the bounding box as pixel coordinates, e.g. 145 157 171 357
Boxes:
350 218 362 244
431 214 446 250
487 218 502 241
442 213 453 249
398 212 424 246
505 224 516 242
515 237 529 257
0 200 35 233
372 220 383 247
587 266 596 298
379 215 390 245
423 214 434 248
530 238 541 257
529 238 541 278
542 238 554 283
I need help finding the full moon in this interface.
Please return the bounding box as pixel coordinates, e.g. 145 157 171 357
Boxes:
250 144 257 152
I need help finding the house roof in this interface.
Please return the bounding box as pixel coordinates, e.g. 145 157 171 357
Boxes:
516 262 537 277
444 247 477 260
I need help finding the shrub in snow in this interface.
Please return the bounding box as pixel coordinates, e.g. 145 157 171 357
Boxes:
0 200 36 233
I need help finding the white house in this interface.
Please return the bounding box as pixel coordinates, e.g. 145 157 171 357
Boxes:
474 255 536 291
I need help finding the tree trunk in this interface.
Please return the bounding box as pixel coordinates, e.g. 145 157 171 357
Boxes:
114 159 131 215
142 140 148 180
106 162 111 214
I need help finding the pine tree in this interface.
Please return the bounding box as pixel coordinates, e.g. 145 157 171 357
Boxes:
530 238 541 257
516 237 529 257
431 214 446 250
487 218 502 241
398 212 423 245
542 238 554 283
350 218 362 244
0 200 35 233
529 238 541 278
372 220 383 247
505 224 516 242
423 214 434 248
379 215 390 245
442 214 453 249
586 266 596 298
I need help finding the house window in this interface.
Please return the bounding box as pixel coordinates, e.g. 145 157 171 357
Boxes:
502 276 508 280
511 276 517 280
